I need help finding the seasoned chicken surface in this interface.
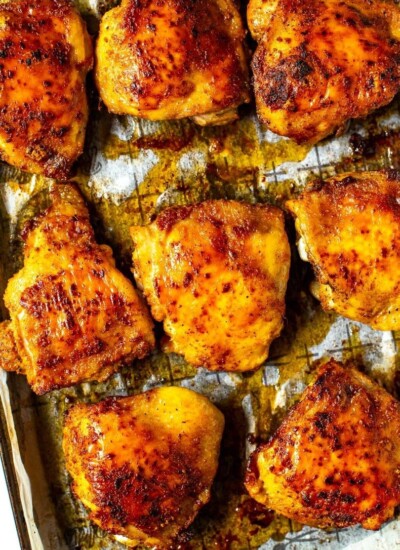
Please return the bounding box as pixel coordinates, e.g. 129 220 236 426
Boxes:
63 387 224 548
131 200 290 372
0 184 154 394
287 170 400 330
248 0 400 143
95 0 250 125
0 0 93 179
245 360 400 530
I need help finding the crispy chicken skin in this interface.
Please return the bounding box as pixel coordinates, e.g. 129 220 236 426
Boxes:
131 200 290 372
287 170 400 330
245 360 400 530
0 0 93 179
0 184 154 394
63 387 224 548
248 0 400 143
95 0 250 125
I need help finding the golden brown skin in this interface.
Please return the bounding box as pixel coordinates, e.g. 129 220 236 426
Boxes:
248 0 400 143
131 200 290 372
0 321 22 372
63 387 224 548
0 0 93 179
95 0 250 125
0 184 154 394
287 170 400 330
245 360 400 530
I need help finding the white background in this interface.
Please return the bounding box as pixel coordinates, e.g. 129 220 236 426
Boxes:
0 463 21 549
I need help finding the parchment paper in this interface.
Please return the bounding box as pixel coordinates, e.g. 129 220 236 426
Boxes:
1 1 400 549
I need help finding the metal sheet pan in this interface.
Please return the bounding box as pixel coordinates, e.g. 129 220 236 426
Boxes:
1 1 400 549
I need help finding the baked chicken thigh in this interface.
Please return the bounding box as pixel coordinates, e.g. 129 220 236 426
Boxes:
248 0 400 143
63 386 224 548
0 184 154 394
0 0 93 179
287 170 400 330
131 200 290 372
95 0 250 125
245 360 400 530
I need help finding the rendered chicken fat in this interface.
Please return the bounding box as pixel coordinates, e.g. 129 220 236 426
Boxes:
0 184 154 394
63 387 225 548
287 170 400 330
245 360 400 530
95 0 250 125
131 200 290 372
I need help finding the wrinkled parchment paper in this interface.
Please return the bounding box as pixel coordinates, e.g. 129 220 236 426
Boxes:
1 1 400 549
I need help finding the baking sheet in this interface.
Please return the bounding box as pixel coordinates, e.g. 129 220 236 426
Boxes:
1 1 400 549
